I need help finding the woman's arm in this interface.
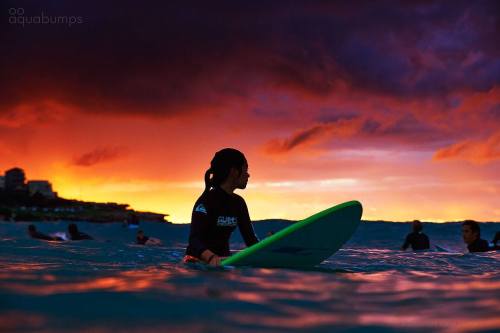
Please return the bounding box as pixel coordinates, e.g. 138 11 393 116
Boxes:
188 208 210 258
238 199 259 247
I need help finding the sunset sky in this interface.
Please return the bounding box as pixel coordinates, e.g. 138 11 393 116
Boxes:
1 1 499 223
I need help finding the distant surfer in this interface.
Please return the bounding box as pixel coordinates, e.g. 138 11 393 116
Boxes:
28 224 63 241
136 229 162 245
462 220 489 253
492 231 500 250
401 220 430 251
124 212 140 229
184 148 259 266
68 223 93 240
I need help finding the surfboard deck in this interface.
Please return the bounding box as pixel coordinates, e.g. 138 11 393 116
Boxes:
221 201 362 269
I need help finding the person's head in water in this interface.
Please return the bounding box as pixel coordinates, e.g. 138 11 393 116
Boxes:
462 220 480 245
137 230 145 240
28 224 36 236
493 231 500 246
203 148 249 194
68 223 78 236
412 220 423 233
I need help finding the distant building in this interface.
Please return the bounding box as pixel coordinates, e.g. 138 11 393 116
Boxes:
0 176 4 189
27 180 56 199
5 167 26 191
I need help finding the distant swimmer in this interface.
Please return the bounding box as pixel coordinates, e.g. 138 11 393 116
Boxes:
68 223 93 240
462 220 489 253
124 212 140 229
184 148 259 266
401 220 430 251
28 224 63 241
492 232 500 250
136 230 162 245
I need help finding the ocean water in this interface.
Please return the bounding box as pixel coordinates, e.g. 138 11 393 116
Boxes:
1 220 499 333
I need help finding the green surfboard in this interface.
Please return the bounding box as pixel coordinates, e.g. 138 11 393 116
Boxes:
221 200 363 268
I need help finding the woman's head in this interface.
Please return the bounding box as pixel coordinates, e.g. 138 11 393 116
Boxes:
204 148 249 192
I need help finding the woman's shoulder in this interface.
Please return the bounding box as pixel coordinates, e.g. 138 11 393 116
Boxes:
193 190 217 210
194 189 247 207
231 192 244 200
231 193 248 208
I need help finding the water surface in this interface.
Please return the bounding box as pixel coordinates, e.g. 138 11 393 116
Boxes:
1 221 499 332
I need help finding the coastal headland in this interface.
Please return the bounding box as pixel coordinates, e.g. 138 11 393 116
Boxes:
0 167 168 223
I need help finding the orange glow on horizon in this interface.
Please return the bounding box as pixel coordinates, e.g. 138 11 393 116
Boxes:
2 87 499 224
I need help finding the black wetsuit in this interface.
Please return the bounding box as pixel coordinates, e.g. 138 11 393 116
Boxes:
185 186 259 258
137 236 149 245
467 238 489 253
30 231 54 241
70 232 93 240
402 232 430 250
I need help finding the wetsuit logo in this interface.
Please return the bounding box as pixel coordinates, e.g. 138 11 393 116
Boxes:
217 216 238 227
195 204 207 214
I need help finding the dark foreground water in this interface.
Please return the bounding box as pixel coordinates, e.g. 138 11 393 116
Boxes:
1 220 499 333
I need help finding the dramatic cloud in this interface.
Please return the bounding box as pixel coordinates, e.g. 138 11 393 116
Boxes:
0 101 71 128
1 1 499 222
433 132 500 164
264 112 449 155
1 1 499 119
72 147 126 167
264 118 363 154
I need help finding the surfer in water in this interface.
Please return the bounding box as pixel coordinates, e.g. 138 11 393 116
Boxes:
27 224 63 241
136 230 162 245
124 212 140 229
462 220 489 252
68 223 93 240
492 231 500 250
401 220 430 251
184 148 259 266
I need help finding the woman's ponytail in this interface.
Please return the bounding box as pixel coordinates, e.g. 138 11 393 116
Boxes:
203 168 213 195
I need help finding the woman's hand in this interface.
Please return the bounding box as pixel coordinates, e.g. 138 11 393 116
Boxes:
201 250 221 267
207 254 221 267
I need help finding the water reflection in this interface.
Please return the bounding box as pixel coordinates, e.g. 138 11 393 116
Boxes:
0 243 498 333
